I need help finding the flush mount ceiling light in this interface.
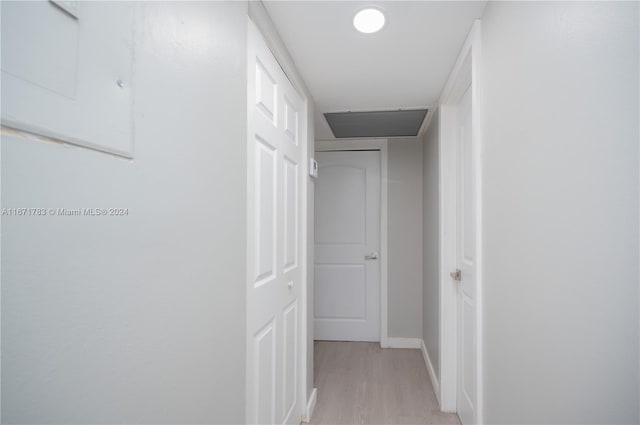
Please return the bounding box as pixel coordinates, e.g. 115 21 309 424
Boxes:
353 8 385 34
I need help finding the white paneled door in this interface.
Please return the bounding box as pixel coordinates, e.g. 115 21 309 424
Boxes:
314 151 380 342
456 85 476 425
246 20 305 425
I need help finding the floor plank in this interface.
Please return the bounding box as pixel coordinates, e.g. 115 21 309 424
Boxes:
311 341 460 425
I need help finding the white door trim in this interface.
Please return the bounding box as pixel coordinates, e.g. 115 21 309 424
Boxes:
315 139 389 347
438 19 483 423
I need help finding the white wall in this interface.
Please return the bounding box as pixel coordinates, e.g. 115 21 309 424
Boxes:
1 2 248 423
421 110 440 377
387 139 423 338
480 2 639 423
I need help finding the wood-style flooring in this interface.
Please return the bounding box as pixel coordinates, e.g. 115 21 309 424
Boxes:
311 341 461 425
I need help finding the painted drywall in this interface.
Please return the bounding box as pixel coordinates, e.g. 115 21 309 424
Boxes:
247 0 317 404
480 2 639 423
421 110 440 378
1 2 248 423
387 139 424 338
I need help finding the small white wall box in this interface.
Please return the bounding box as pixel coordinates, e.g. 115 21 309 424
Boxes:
309 158 318 178
1 1 135 157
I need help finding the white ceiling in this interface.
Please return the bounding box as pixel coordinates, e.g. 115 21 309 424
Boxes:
263 1 487 140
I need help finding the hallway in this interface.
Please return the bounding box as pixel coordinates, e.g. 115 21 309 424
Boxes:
312 342 460 425
1 2 639 424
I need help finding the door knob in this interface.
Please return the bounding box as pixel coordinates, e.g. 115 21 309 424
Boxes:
287 280 294 288
450 269 462 282
365 252 379 260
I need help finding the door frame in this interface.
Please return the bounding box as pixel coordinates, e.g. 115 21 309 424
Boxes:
245 13 310 424
438 20 483 423
315 139 389 347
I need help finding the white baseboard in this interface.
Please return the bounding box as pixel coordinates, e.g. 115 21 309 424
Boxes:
421 339 441 407
384 337 422 349
301 387 317 423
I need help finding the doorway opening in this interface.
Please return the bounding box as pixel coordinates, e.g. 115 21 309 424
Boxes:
311 140 458 424
314 139 389 345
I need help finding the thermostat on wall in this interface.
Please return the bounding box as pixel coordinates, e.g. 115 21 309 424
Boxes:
309 158 318 179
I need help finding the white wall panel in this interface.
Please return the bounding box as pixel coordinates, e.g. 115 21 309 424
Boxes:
1 1 135 157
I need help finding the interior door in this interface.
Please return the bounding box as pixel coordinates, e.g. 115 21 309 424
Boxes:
456 85 476 424
314 150 380 342
246 19 305 425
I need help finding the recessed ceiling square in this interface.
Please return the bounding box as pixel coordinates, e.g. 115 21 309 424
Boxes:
324 109 428 138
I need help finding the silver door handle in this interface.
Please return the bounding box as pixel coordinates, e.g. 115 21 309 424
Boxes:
365 252 379 260
450 269 461 281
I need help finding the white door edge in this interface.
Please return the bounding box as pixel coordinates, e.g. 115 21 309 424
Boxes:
315 139 389 347
438 19 483 424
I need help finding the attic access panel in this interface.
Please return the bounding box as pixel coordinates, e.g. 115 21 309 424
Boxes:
324 109 428 138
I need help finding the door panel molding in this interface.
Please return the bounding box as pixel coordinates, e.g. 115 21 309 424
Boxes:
315 139 389 347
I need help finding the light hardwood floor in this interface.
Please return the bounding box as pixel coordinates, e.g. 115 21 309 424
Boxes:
310 341 460 425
